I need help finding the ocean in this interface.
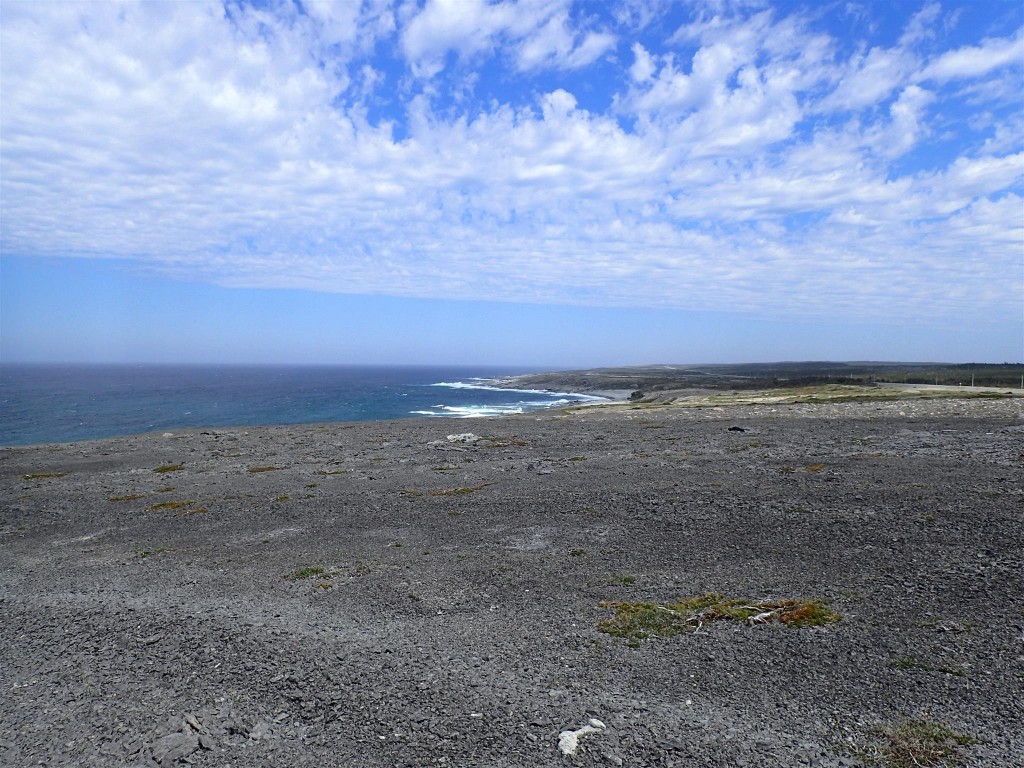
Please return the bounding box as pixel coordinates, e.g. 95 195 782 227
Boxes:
0 364 602 446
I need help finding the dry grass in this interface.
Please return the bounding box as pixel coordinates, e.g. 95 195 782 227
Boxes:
599 593 840 641
856 719 974 767
148 500 195 511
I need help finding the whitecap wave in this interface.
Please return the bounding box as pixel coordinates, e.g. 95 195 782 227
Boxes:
429 380 606 401
411 404 527 418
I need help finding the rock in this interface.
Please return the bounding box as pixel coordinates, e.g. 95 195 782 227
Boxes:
558 718 607 756
197 733 218 751
150 731 198 767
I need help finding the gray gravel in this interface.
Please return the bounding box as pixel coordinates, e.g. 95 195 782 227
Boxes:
1 396 1022 767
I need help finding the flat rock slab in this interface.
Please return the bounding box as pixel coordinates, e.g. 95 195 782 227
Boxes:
1 397 1022 766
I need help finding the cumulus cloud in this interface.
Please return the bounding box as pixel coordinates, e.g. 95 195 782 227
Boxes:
1 0 1022 323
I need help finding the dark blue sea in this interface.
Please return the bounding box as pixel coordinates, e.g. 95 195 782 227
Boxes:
0 364 602 446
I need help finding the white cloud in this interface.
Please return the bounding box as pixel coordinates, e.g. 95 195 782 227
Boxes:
919 28 1024 82
401 0 613 75
629 42 655 81
823 45 916 112
1 1 1021 326
898 2 941 47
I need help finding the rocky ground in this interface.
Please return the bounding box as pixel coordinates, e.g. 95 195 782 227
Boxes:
1 395 1022 767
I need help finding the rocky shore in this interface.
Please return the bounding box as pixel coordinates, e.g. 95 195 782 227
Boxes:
2 395 1022 767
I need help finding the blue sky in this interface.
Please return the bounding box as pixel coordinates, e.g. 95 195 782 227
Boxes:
1 0 1022 366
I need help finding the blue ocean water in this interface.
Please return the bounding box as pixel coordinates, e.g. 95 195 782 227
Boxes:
0 364 602 446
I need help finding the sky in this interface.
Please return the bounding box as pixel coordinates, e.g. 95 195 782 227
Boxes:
1 0 1022 367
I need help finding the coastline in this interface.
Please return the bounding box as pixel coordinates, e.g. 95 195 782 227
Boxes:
2 395 1021 766
0 365 604 448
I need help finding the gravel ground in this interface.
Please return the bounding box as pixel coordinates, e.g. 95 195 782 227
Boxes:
1 396 1022 767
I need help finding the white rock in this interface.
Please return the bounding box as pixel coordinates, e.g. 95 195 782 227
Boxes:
446 433 480 443
557 718 606 756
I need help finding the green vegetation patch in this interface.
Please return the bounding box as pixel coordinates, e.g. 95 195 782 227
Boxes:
22 472 67 480
152 464 184 473
598 593 840 640
174 507 208 516
608 574 636 586
284 566 326 580
857 719 975 768
139 547 176 558
481 436 529 447
149 500 195 511
314 469 350 475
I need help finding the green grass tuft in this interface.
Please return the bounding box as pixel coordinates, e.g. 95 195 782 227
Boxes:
22 472 67 480
857 719 975 767
152 464 184 473
598 593 840 640
149 500 195 510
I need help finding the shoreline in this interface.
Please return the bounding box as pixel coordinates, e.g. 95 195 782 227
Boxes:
3 381 1019 450
2 396 1022 766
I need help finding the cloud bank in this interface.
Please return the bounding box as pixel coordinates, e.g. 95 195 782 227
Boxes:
1 0 1021 321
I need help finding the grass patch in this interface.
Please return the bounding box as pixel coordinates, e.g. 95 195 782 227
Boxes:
148 500 195 511
110 494 146 502
284 566 326 580
599 593 840 641
21 472 67 480
431 465 462 471
272 495 291 503
857 719 975 767
174 507 208 517
401 489 424 497
139 547 176 558
805 463 827 472
430 482 494 496
314 469 350 475
152 464 184 473
570 548 588 557
482 436 529 447
249 466 280 473
608 574 636 586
